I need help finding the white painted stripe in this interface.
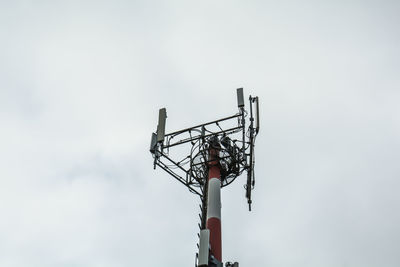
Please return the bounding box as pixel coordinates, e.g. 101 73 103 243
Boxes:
206 178 221 220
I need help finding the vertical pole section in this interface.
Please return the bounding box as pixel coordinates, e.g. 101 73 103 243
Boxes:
206 147 222 262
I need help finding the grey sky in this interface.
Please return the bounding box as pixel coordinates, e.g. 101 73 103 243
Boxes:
0 0 399 266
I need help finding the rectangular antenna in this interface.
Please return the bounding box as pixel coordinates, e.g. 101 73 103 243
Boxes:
149 132 157 153
237 88 244 108
255 97 260 133
198 229 210 267
157 108 167 142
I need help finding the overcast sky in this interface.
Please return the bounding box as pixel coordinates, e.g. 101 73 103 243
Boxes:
1 0 399 266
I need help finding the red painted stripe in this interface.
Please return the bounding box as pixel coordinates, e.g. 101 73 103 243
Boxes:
206 217 222 262
208 165 220 181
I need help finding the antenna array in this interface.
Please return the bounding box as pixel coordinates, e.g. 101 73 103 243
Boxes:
150 88 260 266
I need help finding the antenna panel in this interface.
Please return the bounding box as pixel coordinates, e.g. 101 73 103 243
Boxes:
157 108 167 142
150 132 157 153
236 88 244 108
198 229 210 267
255 97 260 133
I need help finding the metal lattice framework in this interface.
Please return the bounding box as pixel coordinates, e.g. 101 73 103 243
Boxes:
150 88 259 209
150 88 260 267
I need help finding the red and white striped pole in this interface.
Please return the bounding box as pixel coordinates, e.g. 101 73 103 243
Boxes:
206 147 222 262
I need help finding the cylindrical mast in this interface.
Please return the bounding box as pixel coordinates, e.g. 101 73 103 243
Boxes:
206 147 222 262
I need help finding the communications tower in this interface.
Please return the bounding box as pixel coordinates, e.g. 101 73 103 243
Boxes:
150 88 260 267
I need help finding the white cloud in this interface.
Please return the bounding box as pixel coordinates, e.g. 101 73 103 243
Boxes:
0 0 399 266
